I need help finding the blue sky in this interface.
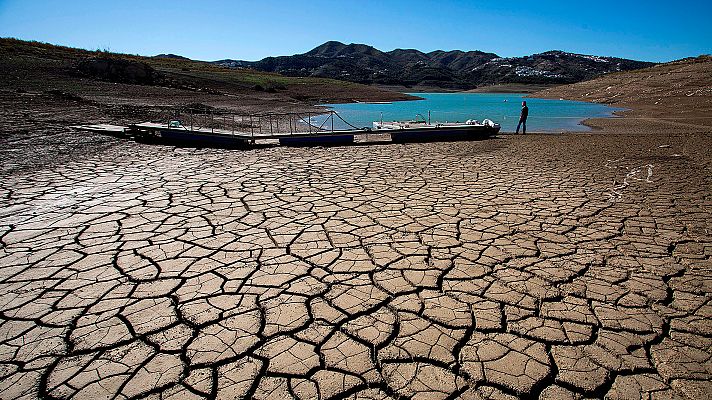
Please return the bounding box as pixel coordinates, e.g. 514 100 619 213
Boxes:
0 0 709 62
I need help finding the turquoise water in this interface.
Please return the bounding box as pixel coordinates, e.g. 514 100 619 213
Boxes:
319 93 622 133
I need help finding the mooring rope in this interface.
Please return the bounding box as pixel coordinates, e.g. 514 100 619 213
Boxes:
297 114 327 131
332 112 365 130
299 112 365 132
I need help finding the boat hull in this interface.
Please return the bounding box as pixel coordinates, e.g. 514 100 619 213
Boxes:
150 129 250 147
389 125 500 143
279 134 354 146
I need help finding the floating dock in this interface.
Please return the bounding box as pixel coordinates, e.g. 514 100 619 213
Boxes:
72 109 499 148
70 124 130 135
130 122 360 147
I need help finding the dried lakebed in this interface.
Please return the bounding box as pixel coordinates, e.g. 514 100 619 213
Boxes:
0 131 711 399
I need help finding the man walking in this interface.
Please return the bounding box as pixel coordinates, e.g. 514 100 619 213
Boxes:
516 101 528 134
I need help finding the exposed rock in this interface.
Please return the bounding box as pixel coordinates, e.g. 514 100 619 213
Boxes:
74 57 161 85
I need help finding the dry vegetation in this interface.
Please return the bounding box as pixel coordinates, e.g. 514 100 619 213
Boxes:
0 38 415 108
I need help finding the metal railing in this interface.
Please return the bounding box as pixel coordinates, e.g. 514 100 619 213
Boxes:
148 106 359 138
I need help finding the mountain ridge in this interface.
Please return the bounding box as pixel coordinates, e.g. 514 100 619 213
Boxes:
211 41 656 89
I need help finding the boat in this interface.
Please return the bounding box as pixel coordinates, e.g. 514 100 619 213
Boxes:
373 116 501 143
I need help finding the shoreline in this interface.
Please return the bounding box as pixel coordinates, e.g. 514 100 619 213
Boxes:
320 90 623 134
528 55 712 133
371 56 712 134
375 83 557 94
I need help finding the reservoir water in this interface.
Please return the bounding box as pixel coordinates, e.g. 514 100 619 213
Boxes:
319 93 622 133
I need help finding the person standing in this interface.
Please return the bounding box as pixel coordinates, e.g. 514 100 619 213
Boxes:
516 101 528 134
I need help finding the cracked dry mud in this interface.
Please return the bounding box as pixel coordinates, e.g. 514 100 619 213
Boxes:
0 131 711 399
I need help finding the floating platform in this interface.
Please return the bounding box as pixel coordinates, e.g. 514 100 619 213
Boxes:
131 122 251 147
72 114 500 148
70 124 130 135
129 122 360 147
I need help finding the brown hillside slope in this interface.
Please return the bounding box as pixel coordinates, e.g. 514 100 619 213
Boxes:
0 38 414 110
535 56 712 131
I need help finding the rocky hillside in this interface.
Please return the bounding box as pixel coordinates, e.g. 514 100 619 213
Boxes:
214 41 655 89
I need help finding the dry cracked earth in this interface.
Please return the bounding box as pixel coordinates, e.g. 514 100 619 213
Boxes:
0 131 711 399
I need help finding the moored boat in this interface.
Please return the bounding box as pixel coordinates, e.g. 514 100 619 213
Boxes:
374 118 501 143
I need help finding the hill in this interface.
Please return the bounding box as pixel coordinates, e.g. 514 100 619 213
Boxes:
0 38 414 111
214 41 656 89
534 55 712 128
153 53 191 60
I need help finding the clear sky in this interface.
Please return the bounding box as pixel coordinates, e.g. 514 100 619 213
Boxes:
0 0 709 62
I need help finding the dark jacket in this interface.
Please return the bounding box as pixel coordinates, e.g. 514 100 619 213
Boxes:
520 105 529 121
